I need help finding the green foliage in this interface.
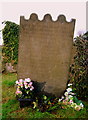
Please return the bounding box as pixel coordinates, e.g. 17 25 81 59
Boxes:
2 21 19 64
69 32 88 100
28 111 55 118
3 79 15 87
2 99 19 119
2 73 17 87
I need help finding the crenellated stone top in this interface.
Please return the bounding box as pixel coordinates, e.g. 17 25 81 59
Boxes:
20 13 75 24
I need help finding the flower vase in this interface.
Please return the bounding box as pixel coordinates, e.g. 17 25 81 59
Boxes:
18 98 33 108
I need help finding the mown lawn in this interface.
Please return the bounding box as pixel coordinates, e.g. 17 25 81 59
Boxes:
2 73 88 119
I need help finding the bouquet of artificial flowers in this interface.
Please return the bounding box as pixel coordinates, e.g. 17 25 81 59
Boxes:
15 78 34 99
58 83 84 111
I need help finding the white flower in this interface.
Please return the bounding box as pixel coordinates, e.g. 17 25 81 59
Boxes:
70 92 75 95
58 99 62 102
16 80 19 85
64 92 68 96
20 84 23 88
30 86 34 91
68 83 72 86
25 85 28 89
25 78 31 82
80 103 84 108
67 88 72 93
68 95 73 99
61 96 64 99
24 81 27 86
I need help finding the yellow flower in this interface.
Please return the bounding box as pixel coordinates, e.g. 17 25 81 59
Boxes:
75 105 81 111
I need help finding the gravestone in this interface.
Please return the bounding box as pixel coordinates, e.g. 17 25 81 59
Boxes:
18 13 75 97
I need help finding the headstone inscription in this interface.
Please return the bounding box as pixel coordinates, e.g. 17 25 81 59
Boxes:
18 13 75 97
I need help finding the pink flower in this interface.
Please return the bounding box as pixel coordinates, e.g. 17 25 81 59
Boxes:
19 79 23 83
68 100 73 105
69 100 73 104
62 100 68 105
24 81 27 85
68 101 71 105
16 90 22 95
28 82 32 87
20 84 23 88
17 88 20 91
65 97 69 101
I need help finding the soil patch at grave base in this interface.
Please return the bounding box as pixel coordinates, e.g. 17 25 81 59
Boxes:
2 98 9 103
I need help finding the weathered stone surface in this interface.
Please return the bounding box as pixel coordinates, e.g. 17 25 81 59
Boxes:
18 13 75 97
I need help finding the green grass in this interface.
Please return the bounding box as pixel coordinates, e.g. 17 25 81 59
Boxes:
2 73 16 87
2 73 88 119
